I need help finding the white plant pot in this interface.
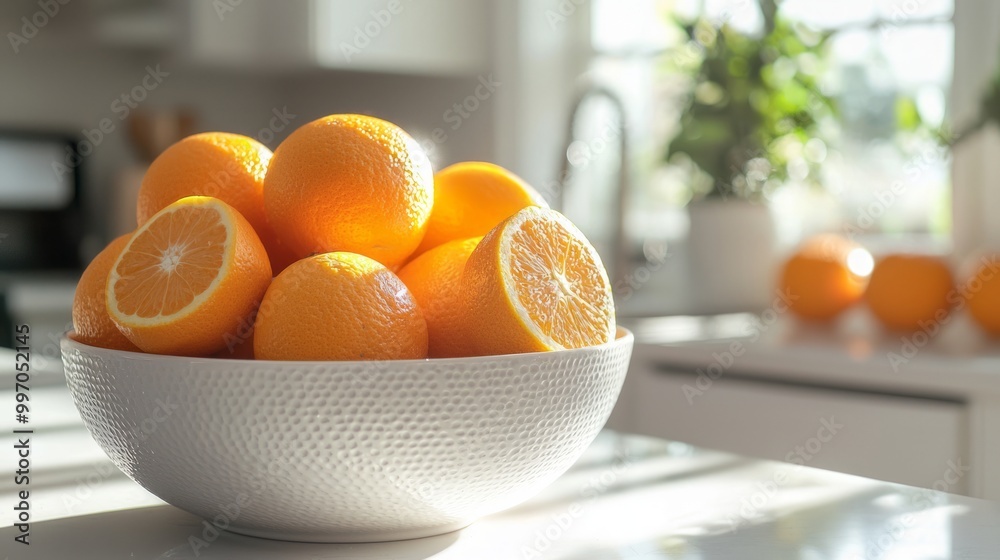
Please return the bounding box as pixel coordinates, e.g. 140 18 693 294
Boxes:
687 199 776 312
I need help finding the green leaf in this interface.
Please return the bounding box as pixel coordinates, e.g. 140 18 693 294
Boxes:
895 97 922 131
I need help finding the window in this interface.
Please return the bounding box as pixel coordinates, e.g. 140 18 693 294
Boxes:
586 0 954 248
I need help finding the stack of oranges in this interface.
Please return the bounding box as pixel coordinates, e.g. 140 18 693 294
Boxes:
779 234 1000 337
71 114 616 360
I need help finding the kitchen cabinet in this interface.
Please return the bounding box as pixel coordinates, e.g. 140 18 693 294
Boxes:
612 313 1000 498
98 0 490 76
625 352 966 493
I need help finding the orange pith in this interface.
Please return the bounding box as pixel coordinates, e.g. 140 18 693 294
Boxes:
462 207 615 355
108 196 272 356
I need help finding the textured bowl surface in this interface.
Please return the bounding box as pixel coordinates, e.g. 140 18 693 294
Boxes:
61 329 633 542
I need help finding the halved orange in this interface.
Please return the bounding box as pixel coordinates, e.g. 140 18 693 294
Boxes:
106 196 272 356
461 206 616 355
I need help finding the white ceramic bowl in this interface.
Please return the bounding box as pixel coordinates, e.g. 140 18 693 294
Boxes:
61 329 633 543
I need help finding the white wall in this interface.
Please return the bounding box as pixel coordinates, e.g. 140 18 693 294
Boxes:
0 1 500 251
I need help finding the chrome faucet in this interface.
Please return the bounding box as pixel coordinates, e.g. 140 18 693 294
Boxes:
555 81 631 293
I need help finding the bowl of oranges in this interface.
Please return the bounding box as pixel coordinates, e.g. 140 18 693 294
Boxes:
61 114 632 542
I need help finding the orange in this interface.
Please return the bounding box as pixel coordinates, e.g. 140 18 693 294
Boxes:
779 234 870 322
411 162 548 258
263 114 433 269
135 132 298 274
107 196 272 356
865 254 955 332
71 234 141 352
253 252 427 361
966 255 1000 336
213 331 255 359
461 207 615 355
397 237 481 358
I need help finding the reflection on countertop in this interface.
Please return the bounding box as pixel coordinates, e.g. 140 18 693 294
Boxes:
2 431 998 559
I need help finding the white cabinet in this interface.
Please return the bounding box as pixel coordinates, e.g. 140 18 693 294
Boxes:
312 0 488 75
184 0 489 75
613 346 969 494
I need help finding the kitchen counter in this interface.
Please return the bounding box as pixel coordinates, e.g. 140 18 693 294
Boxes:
623 310 1000 398
611 311 1000 503
4 430 999 559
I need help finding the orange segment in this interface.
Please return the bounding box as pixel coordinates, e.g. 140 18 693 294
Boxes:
462 207 615 355
107 196 272 356
412 162 548 258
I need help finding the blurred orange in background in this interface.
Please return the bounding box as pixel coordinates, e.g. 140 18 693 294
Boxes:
779 234 872 322
966 256 1000 337
865 254 955 333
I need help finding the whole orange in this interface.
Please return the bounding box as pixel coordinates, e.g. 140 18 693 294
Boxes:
397 237 481 358
779 234 870 322
71 234 141 351
865 254 955 332
253 252 428 361
966 255 1000 336
411 162 547 259
136 132 298 274
263 114 433 269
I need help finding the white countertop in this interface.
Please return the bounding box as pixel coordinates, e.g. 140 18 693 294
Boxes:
3 427 1000 559
625 309 1000 398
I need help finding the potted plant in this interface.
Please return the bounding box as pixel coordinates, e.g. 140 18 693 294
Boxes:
665 0 836 311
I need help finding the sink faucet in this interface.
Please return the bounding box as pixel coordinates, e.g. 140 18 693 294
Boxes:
555 81 631 293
